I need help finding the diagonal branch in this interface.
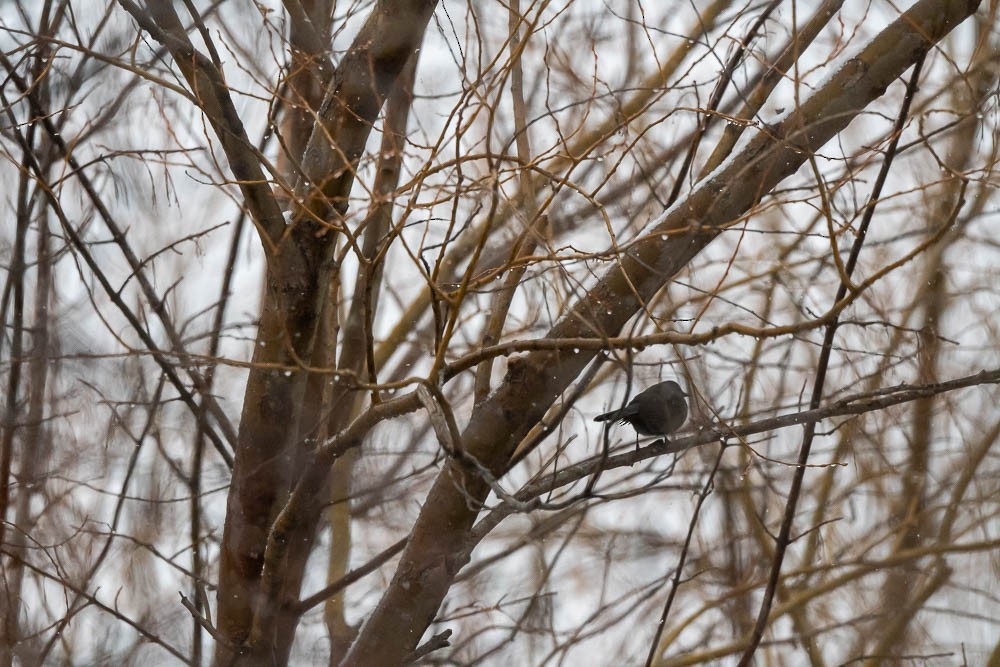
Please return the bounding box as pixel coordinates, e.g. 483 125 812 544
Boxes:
117 0 287 246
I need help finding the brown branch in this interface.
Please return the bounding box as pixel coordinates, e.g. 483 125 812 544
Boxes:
179 593 230 647
2 550 191 665
738 47 931 665
117 0 287 245
645 447 726 667
371 0 734 376
295 0 438 220
666 0 783 207
473 367 1000 545
294 538 408 615
0 72 236 468
404 629 453 663
700 0 847 176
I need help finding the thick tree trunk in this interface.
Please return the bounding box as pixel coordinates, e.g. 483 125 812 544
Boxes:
206 3 439 664
119 1 438 663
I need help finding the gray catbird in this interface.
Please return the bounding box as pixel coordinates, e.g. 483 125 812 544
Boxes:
594 380 688 436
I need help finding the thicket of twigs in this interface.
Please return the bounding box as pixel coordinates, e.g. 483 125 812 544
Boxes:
1 1 998 665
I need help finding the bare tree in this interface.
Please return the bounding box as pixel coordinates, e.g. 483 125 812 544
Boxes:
2 1 998 665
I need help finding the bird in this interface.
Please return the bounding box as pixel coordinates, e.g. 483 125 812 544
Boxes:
593 380 688 436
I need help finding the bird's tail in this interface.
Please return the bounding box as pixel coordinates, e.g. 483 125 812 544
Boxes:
593 409 622 423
